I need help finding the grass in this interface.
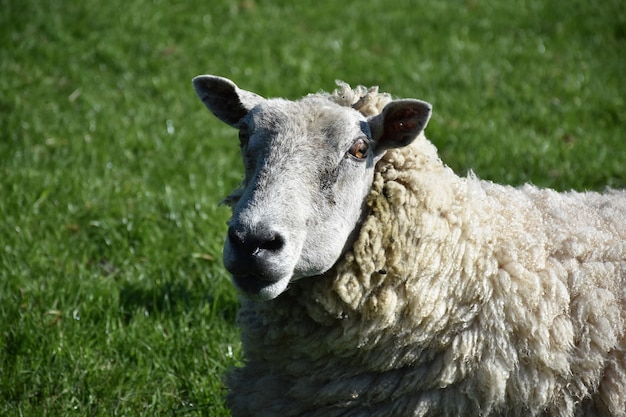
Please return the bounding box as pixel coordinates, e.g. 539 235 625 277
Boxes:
1 0 624 415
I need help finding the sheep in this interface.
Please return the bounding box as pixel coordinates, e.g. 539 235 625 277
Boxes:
192 75 626 417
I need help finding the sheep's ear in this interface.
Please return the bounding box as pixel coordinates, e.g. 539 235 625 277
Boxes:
369 99 432 153
192 75 265 127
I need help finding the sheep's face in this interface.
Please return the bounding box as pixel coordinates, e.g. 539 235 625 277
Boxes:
193 76 431 300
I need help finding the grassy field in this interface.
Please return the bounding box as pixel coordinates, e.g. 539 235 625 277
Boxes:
1 0 624 415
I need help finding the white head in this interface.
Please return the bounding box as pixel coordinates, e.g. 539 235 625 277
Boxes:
193 75 431 300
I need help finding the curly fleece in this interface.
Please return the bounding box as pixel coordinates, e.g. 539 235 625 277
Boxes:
225 89 626 417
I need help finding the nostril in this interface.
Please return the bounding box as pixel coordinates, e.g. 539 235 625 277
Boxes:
259 233 285 253
227 225 286 256
228 227 245 247
252 231 286 257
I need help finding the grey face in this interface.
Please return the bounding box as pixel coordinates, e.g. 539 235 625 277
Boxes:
193 75 431 300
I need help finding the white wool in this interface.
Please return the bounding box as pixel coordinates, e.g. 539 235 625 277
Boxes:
320 80 392 116
224 86 626 417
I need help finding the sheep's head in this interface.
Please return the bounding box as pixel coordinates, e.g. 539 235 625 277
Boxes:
193 75 431 300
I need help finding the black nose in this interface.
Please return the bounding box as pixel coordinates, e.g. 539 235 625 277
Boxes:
226 225 286 279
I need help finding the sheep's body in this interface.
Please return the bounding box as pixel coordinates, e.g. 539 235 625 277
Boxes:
191 76 626 416
227 136 626 416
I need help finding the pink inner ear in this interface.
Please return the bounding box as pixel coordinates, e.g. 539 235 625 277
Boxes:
391 107 423 131
385 111 418 137
394 120 417 133
378 105 426 150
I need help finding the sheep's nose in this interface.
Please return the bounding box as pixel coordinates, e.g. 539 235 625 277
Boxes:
225 224 286 279
228 226 285 255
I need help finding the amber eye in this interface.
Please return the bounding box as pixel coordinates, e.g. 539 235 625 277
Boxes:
347 138 369 160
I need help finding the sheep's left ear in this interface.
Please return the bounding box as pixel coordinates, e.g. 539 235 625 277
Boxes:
369 99 432 154
192 75 265 127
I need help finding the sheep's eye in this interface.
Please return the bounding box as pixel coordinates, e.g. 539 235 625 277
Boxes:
238 126 250 146
347 138 369 160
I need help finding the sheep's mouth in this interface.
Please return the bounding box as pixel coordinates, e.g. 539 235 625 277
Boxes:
232 275 272 294
231 274 290 300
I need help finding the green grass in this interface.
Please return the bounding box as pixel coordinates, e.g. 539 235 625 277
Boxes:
1 0 624 415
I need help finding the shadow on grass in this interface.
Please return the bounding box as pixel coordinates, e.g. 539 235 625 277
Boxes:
118 280 237 325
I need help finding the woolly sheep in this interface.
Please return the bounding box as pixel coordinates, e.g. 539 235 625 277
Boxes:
192 75 626 417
